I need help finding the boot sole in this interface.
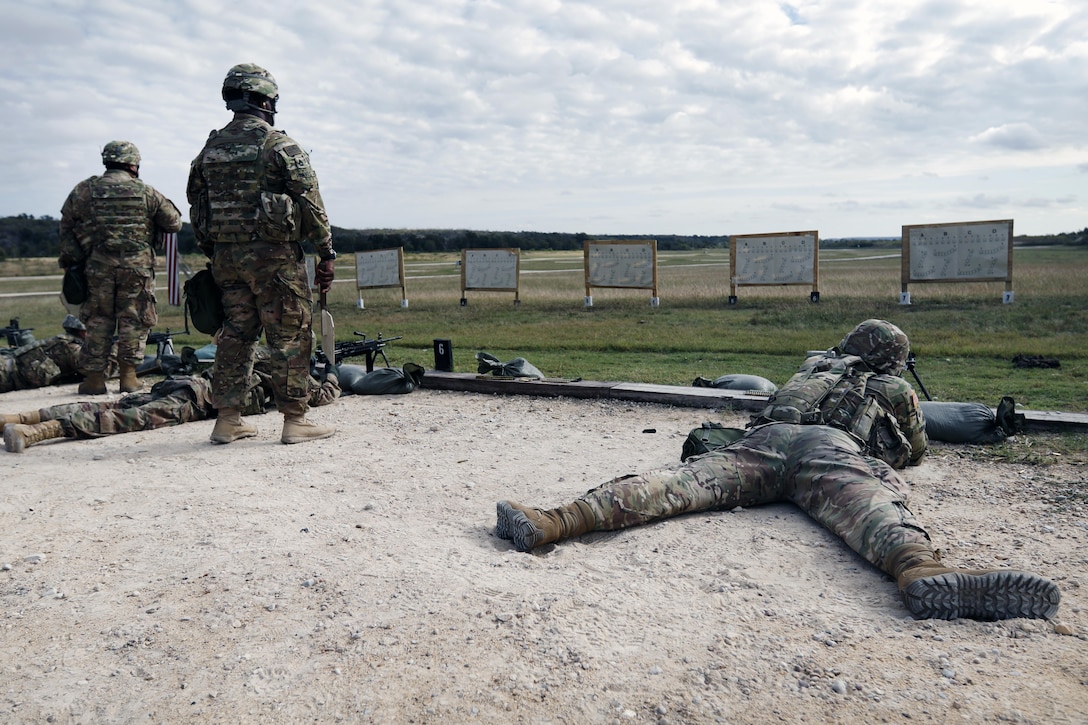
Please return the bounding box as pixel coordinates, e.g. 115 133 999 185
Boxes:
204 426 255 444
903 570 1060 621
496 501 543 552
281 430 336 445
210 429 258 444
495 502 513 540
3 427 25 453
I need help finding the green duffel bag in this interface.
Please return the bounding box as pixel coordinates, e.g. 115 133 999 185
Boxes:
681 422 746 462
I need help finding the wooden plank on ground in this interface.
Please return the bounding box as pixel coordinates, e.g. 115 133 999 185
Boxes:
420 371 1088 430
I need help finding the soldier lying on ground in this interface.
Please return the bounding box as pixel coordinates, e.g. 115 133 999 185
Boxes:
2 364 339 453
496 319 1060 622
0 316 90 393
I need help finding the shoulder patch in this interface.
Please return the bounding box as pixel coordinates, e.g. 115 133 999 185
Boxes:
282 144 304 157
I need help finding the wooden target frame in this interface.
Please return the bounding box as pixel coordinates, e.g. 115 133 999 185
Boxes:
728 230 820 304
460 248 521 305
354 248 408 309
583 239 659 307
900 219 1014 304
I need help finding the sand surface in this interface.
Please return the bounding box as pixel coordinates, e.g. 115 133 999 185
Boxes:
1 381 1085 724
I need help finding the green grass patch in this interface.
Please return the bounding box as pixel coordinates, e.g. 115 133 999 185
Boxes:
2 247 1086 413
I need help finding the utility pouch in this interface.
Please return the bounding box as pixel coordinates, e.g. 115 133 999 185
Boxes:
256 191 300 242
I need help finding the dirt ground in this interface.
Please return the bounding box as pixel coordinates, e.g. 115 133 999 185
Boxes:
1 380 1085 724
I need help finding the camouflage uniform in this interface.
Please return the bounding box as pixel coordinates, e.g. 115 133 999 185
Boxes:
0 334 84 392
502 320 929 576
34 371 339 440
570 335 926 574
577 423 928 574
187 115 334 416
497 320 1062 620
59 158 182 373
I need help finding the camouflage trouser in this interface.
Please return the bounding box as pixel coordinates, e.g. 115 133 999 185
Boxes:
576 423 931 576
211 241 313 412
43 393 207 439
80 263 157 370
0 353 17 392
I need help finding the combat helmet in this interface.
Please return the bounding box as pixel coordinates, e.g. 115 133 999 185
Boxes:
101 140 141 167
838 319 910 376
61 314 86 334
222 63 279 115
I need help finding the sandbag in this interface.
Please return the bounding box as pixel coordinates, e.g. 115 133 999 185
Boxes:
192 344 218 361
476 351 544 379
337 362 425 395
921 397 1023 444
691 373 778 393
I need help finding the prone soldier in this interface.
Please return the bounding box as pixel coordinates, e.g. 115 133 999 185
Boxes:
496 319 1060 622
0 315 90 393
2 359 339 453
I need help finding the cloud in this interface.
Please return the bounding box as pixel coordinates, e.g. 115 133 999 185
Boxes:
0 0 1085 238
969 123 1046 151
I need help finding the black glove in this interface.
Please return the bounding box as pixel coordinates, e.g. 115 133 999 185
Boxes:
314 257 335 293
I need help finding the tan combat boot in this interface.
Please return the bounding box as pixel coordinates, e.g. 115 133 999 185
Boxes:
496 500 595 552
5 420 66 453
278 401 334 445
78 371 107 395
209 409 258 444
888 542 1060 621
118 362 142 393
0 410 42 434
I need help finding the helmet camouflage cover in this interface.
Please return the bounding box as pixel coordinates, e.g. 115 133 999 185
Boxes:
838 319 910 375
101 140 141 166
61 314 86 333
222 63 279 112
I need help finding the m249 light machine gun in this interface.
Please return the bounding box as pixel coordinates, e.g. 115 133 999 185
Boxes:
1 318 34 348
319 332 403 372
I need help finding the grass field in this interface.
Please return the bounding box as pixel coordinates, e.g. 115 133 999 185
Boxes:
2 246 1086 413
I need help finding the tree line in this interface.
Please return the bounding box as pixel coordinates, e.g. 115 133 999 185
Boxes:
1 213 1083 260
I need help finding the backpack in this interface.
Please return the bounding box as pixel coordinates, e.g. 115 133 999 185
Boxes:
184 266 225 335
751 354 870 430
62 263 89 305
751 353 913 467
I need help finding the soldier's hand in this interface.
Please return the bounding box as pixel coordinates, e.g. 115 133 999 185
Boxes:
314 258 335 293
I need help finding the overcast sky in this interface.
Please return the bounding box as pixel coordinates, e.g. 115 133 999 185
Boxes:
1 0 1085 239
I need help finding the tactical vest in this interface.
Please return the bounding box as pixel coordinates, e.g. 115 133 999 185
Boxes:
89 175 150 255
14 340 64 388
751 354 884 444
199 124 302 244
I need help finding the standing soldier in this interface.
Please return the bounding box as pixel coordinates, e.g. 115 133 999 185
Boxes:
59 141 183 395
187 63 337 445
